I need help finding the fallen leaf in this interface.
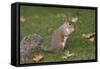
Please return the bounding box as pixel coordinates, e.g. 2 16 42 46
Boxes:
20 16 26 23
64 51 70 56
82 33 95 39
62 51 75 59
48 28 53 32
64 51 75 57
82 33 95 42
89 37 95 42
62 56 68 59
32 53 43 63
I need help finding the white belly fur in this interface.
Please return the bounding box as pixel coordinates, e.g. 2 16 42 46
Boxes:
66 28 70 35
62 28 69 47
62 37 68 47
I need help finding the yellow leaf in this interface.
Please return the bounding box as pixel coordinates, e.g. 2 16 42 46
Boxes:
62 51 75 60
48 28 53 32
82 33 95 42
20 16 26 23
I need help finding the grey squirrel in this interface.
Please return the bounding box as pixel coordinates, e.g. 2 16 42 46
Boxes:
20 17 78 61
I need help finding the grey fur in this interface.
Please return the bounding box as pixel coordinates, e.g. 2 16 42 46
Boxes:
20 33 43 61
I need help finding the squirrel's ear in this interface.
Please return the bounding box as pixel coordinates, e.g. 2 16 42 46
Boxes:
71 17 78 23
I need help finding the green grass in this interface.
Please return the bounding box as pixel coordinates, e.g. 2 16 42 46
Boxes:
20 6 96 64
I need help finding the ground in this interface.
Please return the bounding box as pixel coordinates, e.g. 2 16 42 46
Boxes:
20 5 96 64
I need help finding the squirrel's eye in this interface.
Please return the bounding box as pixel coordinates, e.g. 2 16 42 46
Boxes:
69 23 71 25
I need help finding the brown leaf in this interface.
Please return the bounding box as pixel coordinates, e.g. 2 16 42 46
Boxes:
32 53 43 63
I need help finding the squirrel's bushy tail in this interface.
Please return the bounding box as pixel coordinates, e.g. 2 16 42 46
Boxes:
20 33 44 61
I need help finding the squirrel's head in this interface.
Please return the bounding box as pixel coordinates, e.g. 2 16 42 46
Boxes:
63 17 78 34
